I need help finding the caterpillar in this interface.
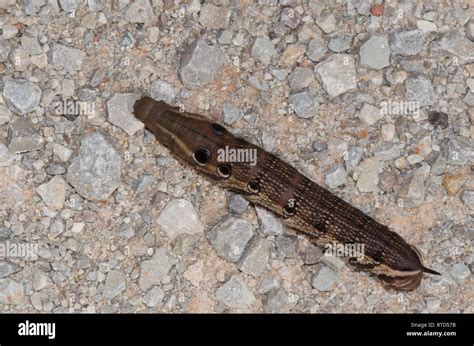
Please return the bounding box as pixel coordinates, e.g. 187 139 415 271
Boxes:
133 96 440 290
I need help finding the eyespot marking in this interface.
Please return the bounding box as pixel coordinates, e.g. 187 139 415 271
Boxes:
210 123 226 135
248 181 260 194
192 147 211 166
217 164 231 178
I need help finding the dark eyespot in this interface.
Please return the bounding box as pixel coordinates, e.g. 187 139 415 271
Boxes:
192 147 211 166
314 222 326 233
248 181 260 194
283 199 296 216
372 250 383 264
217 164 231 178
210 123 226 135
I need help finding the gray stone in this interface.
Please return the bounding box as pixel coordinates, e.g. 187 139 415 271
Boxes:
78 88 96 102
0 261 21 278
374 143 401 161
87 0 103 11
324 164 347 188
215 274 256 308
125 0 154 23
344 146 363 175
139 247 175 291
7 117 44 153
439 32 474 65
466 20 474 40
150 80 177 104
0 226 12 241
328 138 348 158
328 33 352 53
229 194 249 214
156 199 204 240
360 34 390 69
288 91 319 118
107 93 143 136
431 154 447 176
207 217 253 263
9 48 29 72
256 207 284 235
321 253 345 271
276 235 298 259
143 286 165 307
390 29 424 56
311 266 337 291
265 289 296 313
232 32 245 47
304 244 323 264
0 104 13 126
307 37 328 62
315 54 357 97
21 33 42 55
222 103 241 125
117 224 135 239
3 79 42 115
238 237 270 277
258 275 280 294
355 159 381 193
134 174 155 195
0 278 24 305
316 11 337 33
46 163 66 176
450 263 471 284
358 103 382 126
53 144 73 162
22 0 45 15
0 37 11 63
405 76 435 107
0 143 14 167
218 29 233 45
313 141 327 152
463 91 474 107
445 136 473 166
51 44 85 72
58 0 79 12
31 268 52 290
49 220 65 238
66 132 122 201
103 270 126 299
280 7 299 29
397 165 430 208
288 67 314 90
251 36 276 65
417 20 437 33
460 190 474 209
36 176 67 210
2 25 18 39
179 39 224 89
199 3 230 29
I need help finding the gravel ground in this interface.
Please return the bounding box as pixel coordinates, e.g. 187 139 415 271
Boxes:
0 0 472 313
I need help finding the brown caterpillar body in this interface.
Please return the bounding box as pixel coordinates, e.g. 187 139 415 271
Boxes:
133 97 440 290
